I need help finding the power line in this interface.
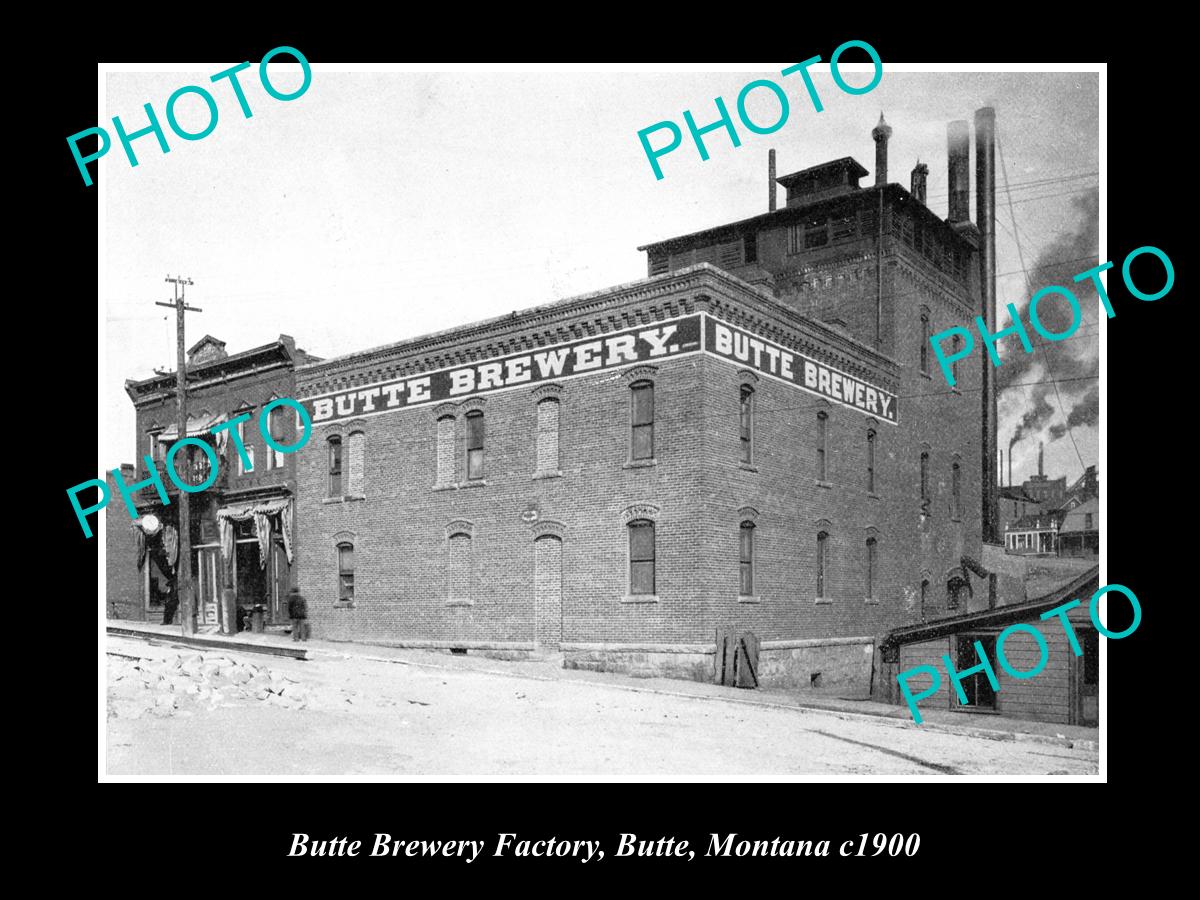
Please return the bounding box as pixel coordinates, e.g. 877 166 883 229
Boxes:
997 134 1087 478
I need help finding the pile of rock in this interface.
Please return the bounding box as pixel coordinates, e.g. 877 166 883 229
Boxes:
108 652 309 719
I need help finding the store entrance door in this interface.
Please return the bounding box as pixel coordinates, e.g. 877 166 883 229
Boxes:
195 547 221 628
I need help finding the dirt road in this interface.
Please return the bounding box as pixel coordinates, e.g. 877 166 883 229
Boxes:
104 637 1099 777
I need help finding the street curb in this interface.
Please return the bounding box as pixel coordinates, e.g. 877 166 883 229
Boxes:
304 646 1100 754
107 626 309 660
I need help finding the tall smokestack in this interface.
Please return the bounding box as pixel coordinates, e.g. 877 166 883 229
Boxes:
976 106 998 542
947 120 970 222
1038 441 1044 477
999 449 1004 489
910 161 928 204
1008 449 1013 488
768 149 777 212
871 113 892 186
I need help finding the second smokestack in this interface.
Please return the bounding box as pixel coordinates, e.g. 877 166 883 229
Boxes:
947 120 970 222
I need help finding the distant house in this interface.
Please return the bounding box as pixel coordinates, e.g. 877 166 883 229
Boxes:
1058 497 1098 558
1004 510 1064 556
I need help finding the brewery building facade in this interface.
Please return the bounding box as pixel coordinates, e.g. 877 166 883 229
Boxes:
292 111 997 689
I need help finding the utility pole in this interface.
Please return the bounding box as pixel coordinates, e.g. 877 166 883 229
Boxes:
157 276 200 636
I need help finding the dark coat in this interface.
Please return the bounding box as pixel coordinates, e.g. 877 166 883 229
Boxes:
287 592 308 619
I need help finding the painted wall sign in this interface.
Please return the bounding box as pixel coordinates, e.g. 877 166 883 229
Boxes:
704 316 898 423
302 315 703 426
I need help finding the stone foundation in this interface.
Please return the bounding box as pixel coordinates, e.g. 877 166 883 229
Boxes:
561 643 714 681
756 637 875 693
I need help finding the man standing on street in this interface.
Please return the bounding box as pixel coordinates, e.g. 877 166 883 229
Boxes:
288 586 309 642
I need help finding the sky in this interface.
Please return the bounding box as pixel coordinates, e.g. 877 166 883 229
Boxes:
101 64 1100 487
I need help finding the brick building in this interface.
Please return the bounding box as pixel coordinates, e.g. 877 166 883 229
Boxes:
105 464 142 620
121 334 318 629
292 110 998 691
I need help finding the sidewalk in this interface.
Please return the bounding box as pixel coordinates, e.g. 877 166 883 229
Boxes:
106 619 1099 753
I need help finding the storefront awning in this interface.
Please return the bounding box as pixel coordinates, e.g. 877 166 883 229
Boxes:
155 411 227 442
217 497 291 520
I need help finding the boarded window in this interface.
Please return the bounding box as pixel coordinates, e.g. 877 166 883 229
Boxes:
449 532 472 601
631 381 654 461
831 213 856 242
347 431 365 496
739 385 753 464
536 397 560 474
337 542 354 601
436 415 455 486
804 215 829 249
816 412 828 481
739 521 754 596
787 224 803 255
466 411 485 480
628 519 655 595
328 436 343 497
718 240 743 268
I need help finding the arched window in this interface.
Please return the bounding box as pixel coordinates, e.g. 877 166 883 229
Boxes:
336 541 354 601
739 385 754 465
739 521 755 596
865 537 877 600
327 436 343 497
920 578 930 619
951 334 962 385
235 418 254 476
347 431 366 496
631 381 654 461
947 575 969 610
435 415 455 487
816 411 828 481
952 461 962 519
920 313 930 374
465 411 485 480
449 531 473 602
267 404 287 469
866 429 876 493
816 530 829 599
628 519 656 595
536 397 560 475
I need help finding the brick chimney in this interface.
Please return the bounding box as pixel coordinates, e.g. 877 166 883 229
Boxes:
910 161 928 204
871 113 892 186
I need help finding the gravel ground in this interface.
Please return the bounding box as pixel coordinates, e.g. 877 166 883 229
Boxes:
105 637 1100 777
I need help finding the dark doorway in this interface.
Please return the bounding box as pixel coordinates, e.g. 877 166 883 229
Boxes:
955 634 997 710
236 542 268 617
